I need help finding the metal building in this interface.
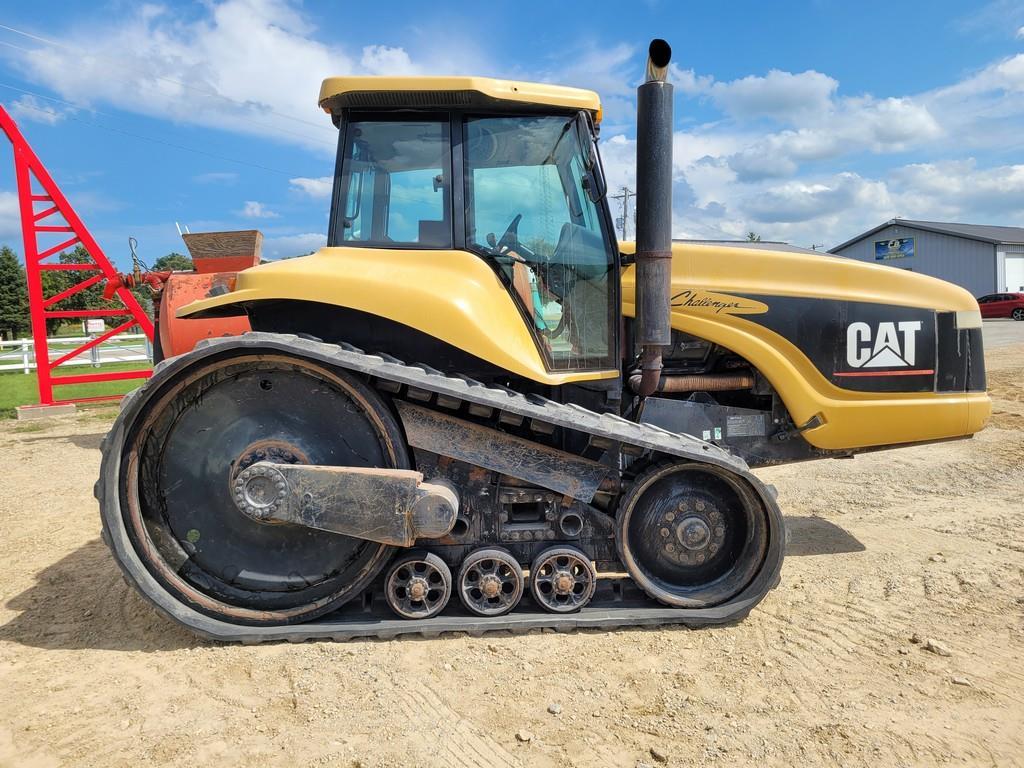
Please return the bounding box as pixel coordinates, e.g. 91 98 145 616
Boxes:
829 219 1024 298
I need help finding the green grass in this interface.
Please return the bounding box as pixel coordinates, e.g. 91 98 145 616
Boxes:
0 361 152 418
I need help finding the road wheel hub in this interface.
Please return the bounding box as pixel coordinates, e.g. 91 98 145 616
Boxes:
480 574 502 598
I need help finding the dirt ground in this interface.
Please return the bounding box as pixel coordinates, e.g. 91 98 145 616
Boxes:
0 338 1021 768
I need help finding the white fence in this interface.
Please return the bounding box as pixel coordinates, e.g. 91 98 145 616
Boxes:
0 333 152 374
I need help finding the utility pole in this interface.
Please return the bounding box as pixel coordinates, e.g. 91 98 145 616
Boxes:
609 186 634 241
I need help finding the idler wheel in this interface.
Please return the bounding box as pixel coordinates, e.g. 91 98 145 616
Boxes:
616 462 770 607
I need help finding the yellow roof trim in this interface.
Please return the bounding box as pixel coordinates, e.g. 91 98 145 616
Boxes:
318 76 602 122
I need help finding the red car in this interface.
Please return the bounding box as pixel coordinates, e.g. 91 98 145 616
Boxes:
978 292 1024 320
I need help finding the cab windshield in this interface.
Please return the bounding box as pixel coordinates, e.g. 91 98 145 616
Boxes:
464 115 616 371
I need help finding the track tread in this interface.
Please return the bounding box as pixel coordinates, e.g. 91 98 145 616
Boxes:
97 331 785 643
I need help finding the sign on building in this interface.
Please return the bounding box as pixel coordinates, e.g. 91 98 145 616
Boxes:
875 238 914 261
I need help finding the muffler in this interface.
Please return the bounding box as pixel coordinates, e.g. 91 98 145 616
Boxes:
634 39 674 397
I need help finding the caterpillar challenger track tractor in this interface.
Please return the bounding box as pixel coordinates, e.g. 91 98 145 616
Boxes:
97 40 990 642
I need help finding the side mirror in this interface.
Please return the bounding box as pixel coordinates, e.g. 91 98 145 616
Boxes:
583 169 606 204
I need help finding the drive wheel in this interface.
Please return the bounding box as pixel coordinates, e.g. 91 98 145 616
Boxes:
110 351 407 626
385 552 452 619
457 548 524 616
616 462 770 608
529 546 596 613
1012 307 1024 321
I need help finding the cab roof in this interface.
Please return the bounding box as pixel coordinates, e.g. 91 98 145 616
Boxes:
318 76 602 123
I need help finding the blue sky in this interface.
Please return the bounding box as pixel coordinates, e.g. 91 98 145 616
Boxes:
0 0 1023 268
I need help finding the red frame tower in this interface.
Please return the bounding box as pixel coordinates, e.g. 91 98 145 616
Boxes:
0 105 153 406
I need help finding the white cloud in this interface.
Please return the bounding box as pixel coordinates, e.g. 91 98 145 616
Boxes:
239 200 279 218
2 1 366 152
889 160 1024 219
360 45 420 75
740 173 891 224
722 97 942 182
6 94 68 125
534 42 639 131
669 65 714 96
0 191 21 241
1017 25 1024 39
708 69 838 120
262 232 327 259
289 176 333 198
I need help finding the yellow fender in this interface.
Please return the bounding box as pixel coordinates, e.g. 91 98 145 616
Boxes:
179 246 618 386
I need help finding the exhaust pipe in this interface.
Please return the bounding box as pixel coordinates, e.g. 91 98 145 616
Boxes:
634 39 674 397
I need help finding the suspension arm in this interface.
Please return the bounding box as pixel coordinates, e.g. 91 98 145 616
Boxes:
232 462 459 546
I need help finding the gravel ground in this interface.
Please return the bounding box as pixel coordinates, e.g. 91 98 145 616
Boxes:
0 340 1021 768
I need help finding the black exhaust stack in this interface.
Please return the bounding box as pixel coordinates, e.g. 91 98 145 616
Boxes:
634 39 673 397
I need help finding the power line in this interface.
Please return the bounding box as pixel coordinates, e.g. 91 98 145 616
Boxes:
0 82 303 177
609 186 634 241
0 21 331 133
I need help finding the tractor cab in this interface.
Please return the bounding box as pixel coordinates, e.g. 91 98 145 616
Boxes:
319 77 620 373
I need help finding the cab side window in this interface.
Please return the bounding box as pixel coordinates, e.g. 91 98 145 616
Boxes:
338 119 452 247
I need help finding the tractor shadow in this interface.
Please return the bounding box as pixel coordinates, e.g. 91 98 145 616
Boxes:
785 515 865 556
0 519 864 652
0 538 207 652
20 432 107 451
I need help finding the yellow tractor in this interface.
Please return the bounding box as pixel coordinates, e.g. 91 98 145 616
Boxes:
97 41 989 641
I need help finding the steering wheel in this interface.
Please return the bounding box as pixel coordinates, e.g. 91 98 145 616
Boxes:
493 213 568 338
496 213 523 254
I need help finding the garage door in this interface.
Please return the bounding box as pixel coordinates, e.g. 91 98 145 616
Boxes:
1006 256 1024 292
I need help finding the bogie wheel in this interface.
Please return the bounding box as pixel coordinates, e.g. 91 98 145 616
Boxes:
385 552 452 619
529 546 596 613
616 462 771 608
457 548 524 617
1013 307 1024 321
106 351 408 626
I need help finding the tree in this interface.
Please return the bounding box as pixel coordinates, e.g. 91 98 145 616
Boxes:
746 232 762 242
152 252 193 272
39 246 98 333
0 245 30 340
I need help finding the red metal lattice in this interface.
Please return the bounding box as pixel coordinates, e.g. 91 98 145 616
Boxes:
0 105 153 406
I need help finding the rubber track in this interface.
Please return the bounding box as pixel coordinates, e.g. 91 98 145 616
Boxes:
97 332 785 643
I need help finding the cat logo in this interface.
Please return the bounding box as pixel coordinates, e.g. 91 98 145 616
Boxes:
846 321 921 368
